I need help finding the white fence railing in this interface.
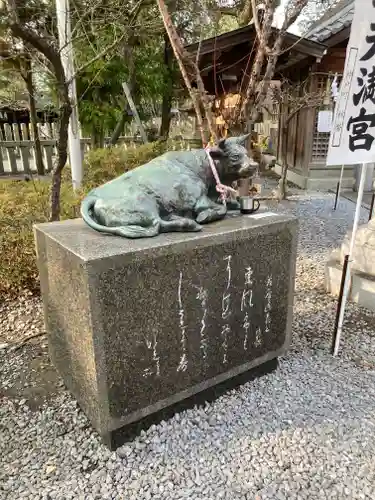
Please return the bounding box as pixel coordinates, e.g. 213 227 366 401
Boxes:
0 122 202 175
0 123 143 175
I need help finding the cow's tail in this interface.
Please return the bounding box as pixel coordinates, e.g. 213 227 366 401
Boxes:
80 197 160 239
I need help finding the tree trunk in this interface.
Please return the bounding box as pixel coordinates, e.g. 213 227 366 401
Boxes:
91 126 105 149
99 128 105 148
50 101 71 221
251 31 285 123
7 18 73 221
110 42 136 146
110 111 128 146
240 1 276 123
248 0 308 124
156 0 217 145
23 56 45 175
160 35 173 140
279 125 288 200
239 0 254 26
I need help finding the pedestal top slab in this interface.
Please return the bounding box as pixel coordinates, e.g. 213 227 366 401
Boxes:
34 211 297 263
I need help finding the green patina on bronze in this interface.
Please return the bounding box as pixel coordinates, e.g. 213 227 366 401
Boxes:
81 135 257 238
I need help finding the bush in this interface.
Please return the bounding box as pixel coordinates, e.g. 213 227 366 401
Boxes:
62 138 200 190
82 140 175 189
0 139 197 299
0 179 78 298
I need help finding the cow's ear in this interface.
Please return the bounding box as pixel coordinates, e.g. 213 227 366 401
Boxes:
236 133 251 146
209 146 226 159
217 138 227 149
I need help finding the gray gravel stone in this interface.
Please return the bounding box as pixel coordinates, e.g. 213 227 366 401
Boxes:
1 192 375 499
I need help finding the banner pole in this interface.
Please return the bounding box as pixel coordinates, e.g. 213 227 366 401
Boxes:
333 162 367 356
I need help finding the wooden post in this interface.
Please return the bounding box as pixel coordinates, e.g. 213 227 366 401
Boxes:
0 146 4 174
24 55 45 175
43 137 54 173
302 69 317 183
4 124 18 174
47 122 53 139
122 82 148 144
14 122 31 174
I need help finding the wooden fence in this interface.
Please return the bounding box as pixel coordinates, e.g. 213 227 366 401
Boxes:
0 123 143 176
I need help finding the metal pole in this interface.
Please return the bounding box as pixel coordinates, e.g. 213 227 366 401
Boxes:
333 162 367 357
331 254 349 355
122 82 148 144
369 192 375 222
56 0 83 190
334 164 345 210
334 182 340 211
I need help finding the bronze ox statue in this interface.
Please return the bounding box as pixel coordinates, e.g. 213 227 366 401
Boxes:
81 134 258 238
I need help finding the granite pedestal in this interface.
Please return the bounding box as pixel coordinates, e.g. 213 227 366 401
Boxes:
34 211 298 449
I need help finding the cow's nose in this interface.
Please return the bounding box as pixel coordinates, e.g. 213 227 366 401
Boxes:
239 162 258 175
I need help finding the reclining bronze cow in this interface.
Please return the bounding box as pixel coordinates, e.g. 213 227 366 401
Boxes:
81 134 258 238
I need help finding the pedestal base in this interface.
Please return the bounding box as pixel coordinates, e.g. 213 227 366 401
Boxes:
102 358 278 450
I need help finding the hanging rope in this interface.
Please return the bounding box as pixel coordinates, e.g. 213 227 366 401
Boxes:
205 147 237 206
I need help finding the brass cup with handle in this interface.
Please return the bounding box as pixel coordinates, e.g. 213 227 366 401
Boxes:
239 196 260 214
237 177 261 215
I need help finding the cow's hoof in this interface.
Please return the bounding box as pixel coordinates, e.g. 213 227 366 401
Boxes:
196 207 226 224
160 217 202 233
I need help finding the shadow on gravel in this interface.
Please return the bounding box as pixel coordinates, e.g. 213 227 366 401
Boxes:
0 341 63 411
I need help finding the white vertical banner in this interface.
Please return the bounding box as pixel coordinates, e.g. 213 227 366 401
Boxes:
327 0 375 166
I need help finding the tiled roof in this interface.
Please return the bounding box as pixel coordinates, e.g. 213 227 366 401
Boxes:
307 0 354 42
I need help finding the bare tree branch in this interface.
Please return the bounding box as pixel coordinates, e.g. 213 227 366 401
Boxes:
70 30 127 82
240 0 276 124
156 0 218 144
251 0 262 39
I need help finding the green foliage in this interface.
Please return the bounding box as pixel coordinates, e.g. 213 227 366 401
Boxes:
0 139 198 299
76 55 128 136
3 0 252 141
0 66 25 102
74 36 174 134
48 0 247 137
0 180 78 298
81 140 174 188
133 41 171 114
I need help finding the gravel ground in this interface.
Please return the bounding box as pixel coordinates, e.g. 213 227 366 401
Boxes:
1 192 375 500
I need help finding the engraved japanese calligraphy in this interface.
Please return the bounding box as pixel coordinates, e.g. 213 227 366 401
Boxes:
173 254 280 374
241 266 254 351
195 285 208 361
221 256 232 364
264 275 273 336
177 271 188 373
143 332 160 379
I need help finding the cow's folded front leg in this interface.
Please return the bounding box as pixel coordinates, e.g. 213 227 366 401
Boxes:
194 195 227 224
160 214 202 233
226 198 240 211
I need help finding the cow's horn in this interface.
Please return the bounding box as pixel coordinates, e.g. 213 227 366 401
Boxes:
236 133 251 145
